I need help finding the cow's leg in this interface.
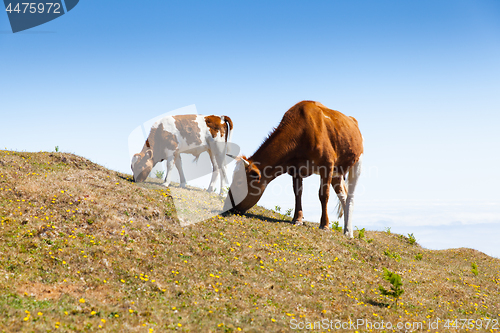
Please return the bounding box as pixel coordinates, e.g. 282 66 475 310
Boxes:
319 166 333 229
344 154 363 238
174 153 187 188
206 149 219 193
292 175 304 225
332 175 347 220
162 156 175 187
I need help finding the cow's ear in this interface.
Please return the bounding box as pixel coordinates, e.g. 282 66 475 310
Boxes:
240 156 250 167
145 149 153 160
248 166 261 182
131 154 140 166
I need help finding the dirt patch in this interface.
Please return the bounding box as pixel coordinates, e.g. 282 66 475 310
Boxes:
17 282 80 301
17 282 118 304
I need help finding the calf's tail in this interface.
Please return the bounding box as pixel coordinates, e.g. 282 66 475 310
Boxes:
222 115 234 154
335 176 348 219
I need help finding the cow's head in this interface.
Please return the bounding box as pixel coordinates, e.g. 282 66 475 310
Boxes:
131 149 154 183
223 156 265 213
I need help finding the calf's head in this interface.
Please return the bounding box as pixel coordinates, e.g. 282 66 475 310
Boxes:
131 149 154 182
223 156 265 213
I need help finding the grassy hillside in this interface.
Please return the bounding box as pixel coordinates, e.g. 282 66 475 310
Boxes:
1 150 499 333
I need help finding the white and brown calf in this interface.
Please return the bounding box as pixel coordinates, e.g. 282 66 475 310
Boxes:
131 114 233 194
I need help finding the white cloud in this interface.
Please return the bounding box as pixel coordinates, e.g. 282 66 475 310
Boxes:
257 177 500 258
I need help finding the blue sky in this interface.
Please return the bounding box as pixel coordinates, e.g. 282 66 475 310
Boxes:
1 1 500 256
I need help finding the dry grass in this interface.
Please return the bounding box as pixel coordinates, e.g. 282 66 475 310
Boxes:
1 150 499 332
143 179 227 227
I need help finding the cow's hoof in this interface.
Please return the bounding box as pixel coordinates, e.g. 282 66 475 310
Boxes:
161 182 170 187
292 220 303 226
180 183 186 188
226 208 242 215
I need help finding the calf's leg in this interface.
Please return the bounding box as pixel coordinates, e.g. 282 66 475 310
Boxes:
162 156 175 187
206 149 220 193
174 154 187 188
219 163 228 195
214 142 229 195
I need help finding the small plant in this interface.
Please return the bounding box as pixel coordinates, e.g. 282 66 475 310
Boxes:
356 226 365 239
55 146 59 152
415 253 423 261
471 262 479 276
218 187 231 203
378 268 404 308
384 227 391 234
273 206 292 220
407 233 417 245
274 205 282 219
155 170 165 179
384 249 401 262
354 226 373 243
331 221 342 232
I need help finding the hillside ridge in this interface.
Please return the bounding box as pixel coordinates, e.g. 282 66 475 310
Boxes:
1 150 499 332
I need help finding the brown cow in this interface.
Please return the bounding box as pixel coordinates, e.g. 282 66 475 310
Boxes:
223 101 363 237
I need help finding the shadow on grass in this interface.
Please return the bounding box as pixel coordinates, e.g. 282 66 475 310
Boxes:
243 212 292 224
118 174 134 183
132 179 169 190
222 209 295 225
366 299 389 308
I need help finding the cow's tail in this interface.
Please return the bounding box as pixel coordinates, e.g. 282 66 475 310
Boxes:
222 115 234 154
335 177 348 219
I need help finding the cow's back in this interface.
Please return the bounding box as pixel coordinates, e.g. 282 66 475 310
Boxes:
286 101 363 170
160 115 205 147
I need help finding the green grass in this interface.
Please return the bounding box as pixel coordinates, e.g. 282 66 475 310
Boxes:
407 233 417 245
383 249 402 262
378 268 404 308
1 150 500 332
